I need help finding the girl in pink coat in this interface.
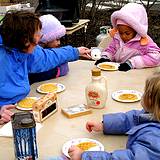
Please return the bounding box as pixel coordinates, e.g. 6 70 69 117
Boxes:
95 3 160 71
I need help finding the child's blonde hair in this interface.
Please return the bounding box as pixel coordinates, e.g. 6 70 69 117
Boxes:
142 72 160 121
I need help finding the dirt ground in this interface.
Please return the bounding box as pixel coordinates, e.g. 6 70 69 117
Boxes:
65 9 160 48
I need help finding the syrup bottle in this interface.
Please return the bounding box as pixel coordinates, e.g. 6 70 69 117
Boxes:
85 68 107 109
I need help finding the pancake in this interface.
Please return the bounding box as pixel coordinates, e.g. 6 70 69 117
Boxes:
76 142 97 151
39 83 58 93
118 93 138 101
17 97 37 109
99 63 115 70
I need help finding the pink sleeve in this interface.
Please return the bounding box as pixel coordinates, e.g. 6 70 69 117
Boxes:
129 40 160 69
101 38 118 61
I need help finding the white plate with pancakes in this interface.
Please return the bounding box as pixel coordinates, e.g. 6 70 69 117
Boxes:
112 90 143 103
16 97 39 111
62 138 104 158
37 83 65 94
97 62 119 71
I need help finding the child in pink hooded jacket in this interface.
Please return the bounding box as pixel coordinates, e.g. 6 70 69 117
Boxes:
95 3 160 71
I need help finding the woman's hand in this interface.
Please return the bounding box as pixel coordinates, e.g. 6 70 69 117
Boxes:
0 105 15 124
77 47 91 59
86 121 103 132
68 145 83 160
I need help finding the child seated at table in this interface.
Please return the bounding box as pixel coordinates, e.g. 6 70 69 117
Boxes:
95 3 160 71
0 11 90 124
29 14 69 84
69 72 160 160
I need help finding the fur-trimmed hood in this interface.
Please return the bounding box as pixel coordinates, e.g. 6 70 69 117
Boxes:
111 3 148 38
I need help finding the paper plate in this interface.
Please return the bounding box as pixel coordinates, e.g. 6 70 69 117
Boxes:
37 83 65 94
97 62 119 71
16 97 38 111
112 90 143 103
62 138 104 158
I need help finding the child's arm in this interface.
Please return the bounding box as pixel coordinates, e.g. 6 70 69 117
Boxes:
103 110 142 134
27 45 79 73
81 124 160 160
129 40 160 69
81 149 134 160
95 38 117 65
71 135 156 160
101 38 118 61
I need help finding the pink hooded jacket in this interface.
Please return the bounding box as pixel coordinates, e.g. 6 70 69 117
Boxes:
102 3 160 69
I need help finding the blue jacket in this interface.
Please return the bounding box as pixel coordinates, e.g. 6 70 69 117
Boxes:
0 36 79 106
82 110 160 160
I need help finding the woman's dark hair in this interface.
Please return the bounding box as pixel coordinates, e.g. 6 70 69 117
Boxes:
0 10 42 51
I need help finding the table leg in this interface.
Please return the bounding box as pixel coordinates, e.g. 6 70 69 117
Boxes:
84 24 88 46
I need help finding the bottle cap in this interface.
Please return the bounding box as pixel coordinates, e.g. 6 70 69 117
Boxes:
11 112 36 129
21 118 34 127
100 26 107 34
92 68 101 76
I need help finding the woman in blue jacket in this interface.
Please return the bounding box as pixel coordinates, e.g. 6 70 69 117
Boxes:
0 11 90 124
69 73 160 160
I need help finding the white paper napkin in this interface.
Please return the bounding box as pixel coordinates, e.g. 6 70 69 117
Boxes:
0 121 42 137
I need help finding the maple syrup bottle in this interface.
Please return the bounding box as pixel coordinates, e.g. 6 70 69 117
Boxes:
85 68 107 109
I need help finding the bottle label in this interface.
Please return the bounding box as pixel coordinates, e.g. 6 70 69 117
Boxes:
87 91 101 106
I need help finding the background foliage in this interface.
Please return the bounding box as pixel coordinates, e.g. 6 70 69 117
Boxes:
78 0 160 47
3 0 160 47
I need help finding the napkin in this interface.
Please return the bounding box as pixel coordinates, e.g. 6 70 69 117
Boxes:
0 121 42 137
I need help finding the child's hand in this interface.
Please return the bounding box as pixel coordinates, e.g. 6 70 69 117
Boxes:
77 47 91 59
0 105 15 124
86 121 103 132
118 62 132 71
95 58 111 65
68 145 83 160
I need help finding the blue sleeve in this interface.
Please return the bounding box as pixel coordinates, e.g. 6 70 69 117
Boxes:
81 150 135 160
27 45 79 73
82 126 160 160
103 110 142 134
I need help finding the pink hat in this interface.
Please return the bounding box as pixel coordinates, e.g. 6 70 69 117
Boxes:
116 19 129 26
39 14 66 43
111 3 148 38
